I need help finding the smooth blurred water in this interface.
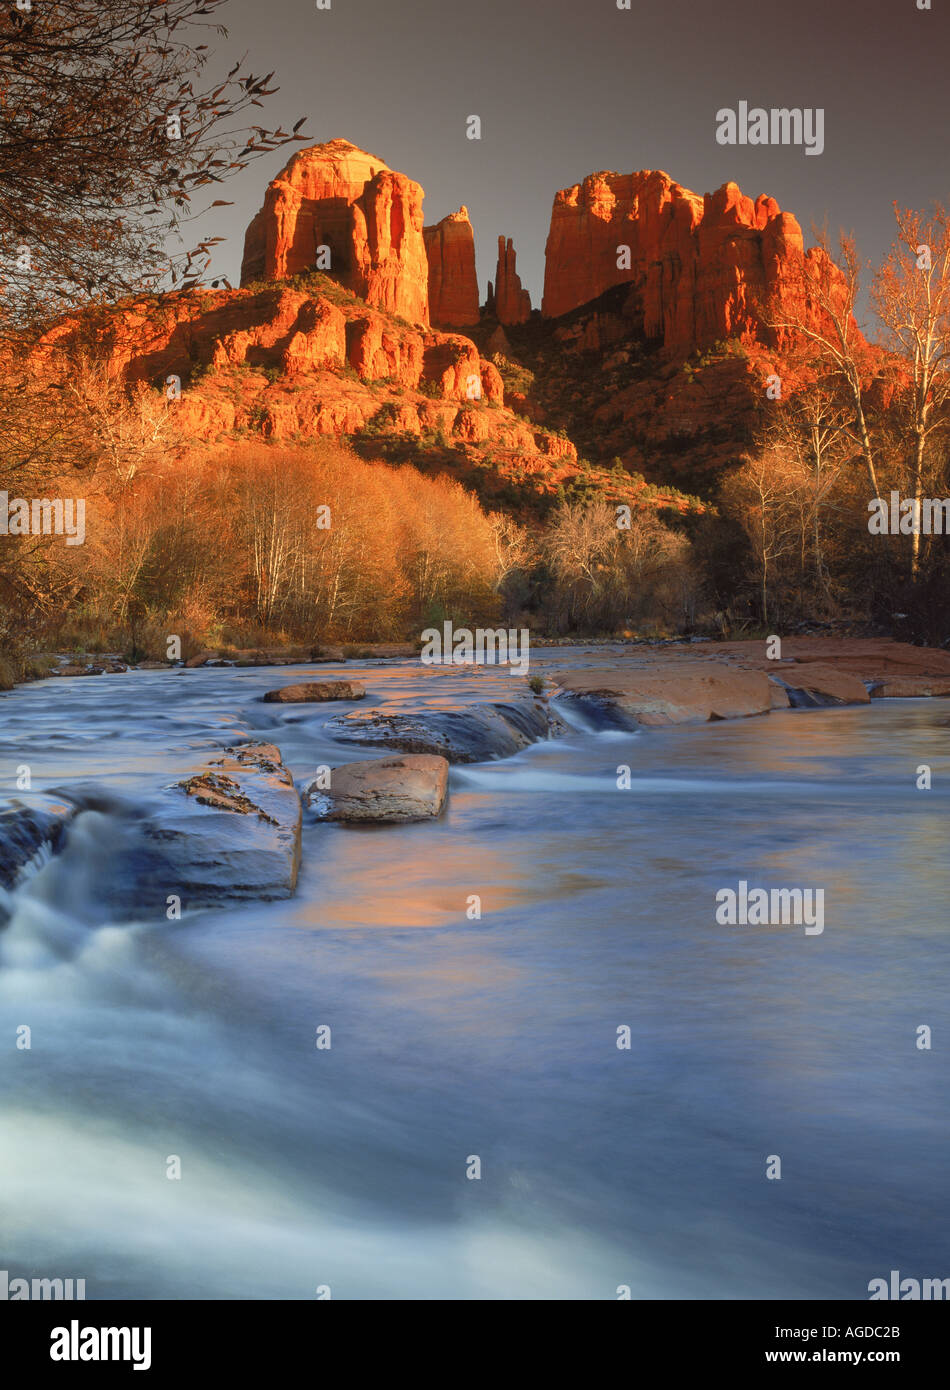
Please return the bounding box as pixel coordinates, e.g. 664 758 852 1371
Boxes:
0 657 948 1299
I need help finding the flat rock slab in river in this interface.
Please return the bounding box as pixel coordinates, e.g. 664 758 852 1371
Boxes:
554 665 772 726
263 681 366 703
768 679 791 709
306 754 449 822
111 742 302 910
871 676 950 698
325 699 557 763
770 663 870 707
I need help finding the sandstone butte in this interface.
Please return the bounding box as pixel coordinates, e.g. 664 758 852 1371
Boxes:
489 236 532 325
241 138 431 326
540 168 849 351
22 139 587 484
423 207 479 327
22 141 864 502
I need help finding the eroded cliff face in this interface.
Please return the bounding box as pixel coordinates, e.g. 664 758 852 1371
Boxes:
25 145 862 515
228 147 850 385
540 168 845 351
240 139 430 326
423 208 479 328
31 276 597 504
37 280 509 430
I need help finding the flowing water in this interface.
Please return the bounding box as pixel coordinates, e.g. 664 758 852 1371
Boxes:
0 655 947 1299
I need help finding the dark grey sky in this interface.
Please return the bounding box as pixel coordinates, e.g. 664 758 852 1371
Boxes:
202 0 949 324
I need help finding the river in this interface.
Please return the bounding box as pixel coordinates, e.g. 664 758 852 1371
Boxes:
1 654 947 1299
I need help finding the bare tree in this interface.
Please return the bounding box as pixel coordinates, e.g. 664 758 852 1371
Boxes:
768 231 881 497
63 360 179 487
0 0 307 333
544 500 617 624
721 451 799 626
872 203 950 577
543 499 693 631
487 511 531 589
765 381 851 603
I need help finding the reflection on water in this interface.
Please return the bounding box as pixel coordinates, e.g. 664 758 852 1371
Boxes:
0 659 948 1298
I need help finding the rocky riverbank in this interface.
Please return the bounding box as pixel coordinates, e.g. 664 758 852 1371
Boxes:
541 637 950 726
3 637 949 912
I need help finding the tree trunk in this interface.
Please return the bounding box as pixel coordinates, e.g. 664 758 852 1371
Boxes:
910 423 927 580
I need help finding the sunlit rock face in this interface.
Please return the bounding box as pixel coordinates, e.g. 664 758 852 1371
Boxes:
424 208 479 327
491 236 531 325
541 168 849 350
240 139 431 326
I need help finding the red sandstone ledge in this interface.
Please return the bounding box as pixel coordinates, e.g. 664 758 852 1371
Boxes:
546 638 950 725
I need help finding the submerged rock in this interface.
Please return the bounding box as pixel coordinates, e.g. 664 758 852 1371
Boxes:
326 698 557 763
0 796 78 890
306 754 449 822
184 648 328 668
263 680 366 703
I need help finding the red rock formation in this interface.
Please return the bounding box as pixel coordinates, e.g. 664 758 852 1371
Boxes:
30 282 536 464
241 139 430 326
36 284 509 404
345 314 424 385
493 236 532 325
541 169 840 351
423 207 479 327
